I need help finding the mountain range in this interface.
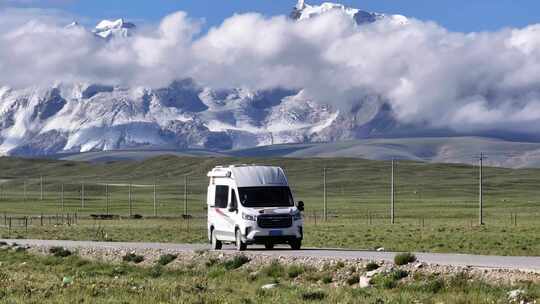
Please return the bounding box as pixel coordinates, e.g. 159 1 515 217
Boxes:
0 1 537 168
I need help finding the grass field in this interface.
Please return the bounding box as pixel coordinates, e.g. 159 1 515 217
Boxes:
0 246 537 304
0 156 539 255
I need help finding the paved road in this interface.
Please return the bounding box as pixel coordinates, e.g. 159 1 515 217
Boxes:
3 239 540 272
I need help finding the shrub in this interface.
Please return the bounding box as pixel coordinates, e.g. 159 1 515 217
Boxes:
222 255 250 270
421 278 444 293
321 273 333 284
377 275 398 289
122 253 144 264
372 270 409 289
205 258 219 268
149 265 162 278
447 272 470 290
287 265 305 278
365 262 380 271
49 246 72 258
394 252 416 266
157 254 177 266
301 290 326 301
391 269 409 280
304 272 323 283
263 260 285 278
346 275 360 286
111 266 127 276
14 246 26 253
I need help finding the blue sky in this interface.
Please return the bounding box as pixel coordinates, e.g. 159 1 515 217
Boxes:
10 0 540 32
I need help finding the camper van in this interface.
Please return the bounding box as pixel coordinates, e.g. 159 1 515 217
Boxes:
207 165 304 251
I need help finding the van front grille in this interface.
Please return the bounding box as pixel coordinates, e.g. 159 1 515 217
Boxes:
257 214 292 229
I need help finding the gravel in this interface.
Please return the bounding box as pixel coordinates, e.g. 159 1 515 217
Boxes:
4 242 535 286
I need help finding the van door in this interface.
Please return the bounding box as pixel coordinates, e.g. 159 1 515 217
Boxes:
212 184 235 241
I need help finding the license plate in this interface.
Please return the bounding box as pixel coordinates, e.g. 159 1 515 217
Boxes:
269 230 282 236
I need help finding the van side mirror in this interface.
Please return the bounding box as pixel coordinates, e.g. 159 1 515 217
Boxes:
228 200 238 213
297 201 304 212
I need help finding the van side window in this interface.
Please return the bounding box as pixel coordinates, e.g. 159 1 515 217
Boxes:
215 185 229 209
230 189 238 210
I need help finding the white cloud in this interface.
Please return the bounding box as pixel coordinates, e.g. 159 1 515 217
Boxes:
2 8 540 134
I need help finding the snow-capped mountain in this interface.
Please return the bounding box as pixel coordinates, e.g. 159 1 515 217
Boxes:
93 18 136 40
0 2 409 157
291 0 408 25
0 80 388 156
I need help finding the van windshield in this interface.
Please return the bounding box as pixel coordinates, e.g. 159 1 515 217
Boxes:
238 186 294 208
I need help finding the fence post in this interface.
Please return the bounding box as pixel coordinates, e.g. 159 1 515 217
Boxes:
40 213 43 226
8 217 11 237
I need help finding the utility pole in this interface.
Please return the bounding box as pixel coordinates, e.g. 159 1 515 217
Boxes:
61 183 64 212
81 182 85 209
323 167 327 222
184 175 188 216
105 184 109 215
40 176 43 201
478 153 486 225
391 159 395 224
153 183 157 217
128 183 133 217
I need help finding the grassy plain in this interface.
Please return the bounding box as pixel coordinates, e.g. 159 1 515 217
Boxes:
0 156 539 255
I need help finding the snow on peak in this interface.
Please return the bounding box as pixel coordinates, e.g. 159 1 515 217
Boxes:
93 18 136 40
292 1 408 26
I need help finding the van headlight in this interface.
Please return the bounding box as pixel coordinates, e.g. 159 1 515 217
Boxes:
242 213 257 221
292 212 302 221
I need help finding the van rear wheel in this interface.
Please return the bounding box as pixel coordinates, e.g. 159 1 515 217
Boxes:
211 229 222 250
235 229 247 251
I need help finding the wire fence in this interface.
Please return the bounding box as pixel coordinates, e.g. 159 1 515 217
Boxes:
0 158 539 227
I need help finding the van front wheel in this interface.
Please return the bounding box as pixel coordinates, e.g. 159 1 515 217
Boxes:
235 229 247 251
290 239 302 250
211 230 222 250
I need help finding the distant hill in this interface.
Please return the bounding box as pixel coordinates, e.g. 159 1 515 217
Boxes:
53 137 540 168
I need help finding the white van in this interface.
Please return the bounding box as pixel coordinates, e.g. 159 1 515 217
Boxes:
207 165 304 251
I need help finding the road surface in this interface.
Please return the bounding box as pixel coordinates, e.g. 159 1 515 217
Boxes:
2 239 540 272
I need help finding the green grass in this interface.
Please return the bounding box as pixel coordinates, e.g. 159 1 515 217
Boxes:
0 155 540 255
156 254 177 266
394 253 417 266
0 248 537 303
